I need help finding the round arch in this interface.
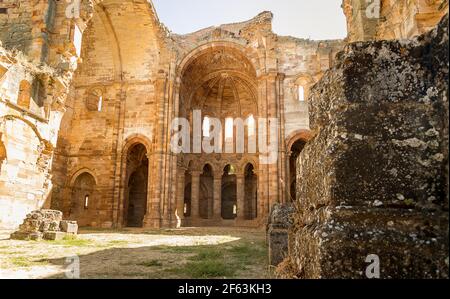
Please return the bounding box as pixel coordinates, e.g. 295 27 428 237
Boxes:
68 167 98 187
286 129 314 151
177 41 261 77
122 134 153 158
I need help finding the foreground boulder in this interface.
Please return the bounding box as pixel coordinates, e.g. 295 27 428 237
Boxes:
279 15 449 279
10 210 78 241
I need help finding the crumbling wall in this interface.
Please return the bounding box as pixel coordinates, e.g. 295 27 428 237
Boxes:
343 0 449 42
283 14 449 279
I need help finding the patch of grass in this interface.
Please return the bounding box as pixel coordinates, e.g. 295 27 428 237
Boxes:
170 260 236 278
164 242 268 278
9 256 49 268
154 245 197 254
189 248 224 261
47 235 94 247
229 243 266 263
106 240 130 247
138 260 164 267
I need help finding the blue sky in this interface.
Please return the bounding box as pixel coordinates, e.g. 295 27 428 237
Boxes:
152 0 347 40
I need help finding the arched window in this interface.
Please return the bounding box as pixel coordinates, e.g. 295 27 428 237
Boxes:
295 75 315 103
244 163 258 220
98 95 103 112
247 114 255 137
200 164 213 219
84 195 89 209
73 24 83 57
222 164 237 220
203 116 210 138
71 172 96 222
298 86 305 102
86 89 103 112
225 117 234 140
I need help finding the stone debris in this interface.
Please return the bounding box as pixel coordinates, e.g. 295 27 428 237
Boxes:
10 210 78 241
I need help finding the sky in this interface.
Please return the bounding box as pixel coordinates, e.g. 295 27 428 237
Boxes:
152 0 347 40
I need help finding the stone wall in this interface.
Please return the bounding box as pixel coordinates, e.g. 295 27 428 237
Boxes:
0 44 70 229
343 0 449 42
282 14 449 279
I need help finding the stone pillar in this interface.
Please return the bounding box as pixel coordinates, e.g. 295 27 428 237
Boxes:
257 72 281 220
190 171 201 219
213 174 222 220
144 152 161 228
286 151 293 202
175 167 187 228
144 72 168 228
236 174 245 221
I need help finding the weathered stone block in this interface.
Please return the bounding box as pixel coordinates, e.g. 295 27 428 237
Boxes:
43 231 66 241
283 15 449 279
267 204 295 266
60 221 78 234
10 231 43 241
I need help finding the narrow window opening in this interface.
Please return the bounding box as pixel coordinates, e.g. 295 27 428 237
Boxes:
298 86 305 102
203 116 210 138
84 195 89 209
248 114 255 137
225 117 234 140
98 96 103 112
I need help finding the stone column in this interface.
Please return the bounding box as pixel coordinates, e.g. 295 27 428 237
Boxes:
236 174 245 221
144 152 161 228
213 174 222 220
175 167 187 228
144 72 168 228
286 151 293 202
190 171 201 219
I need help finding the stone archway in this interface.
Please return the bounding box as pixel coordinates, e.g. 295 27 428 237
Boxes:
289 139 307 201
222 165 237 220
244 163 258 220
70 172 97 226
124 144 148 228
199 164 213 219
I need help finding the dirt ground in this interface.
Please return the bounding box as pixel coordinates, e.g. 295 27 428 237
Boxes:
0 227 272 279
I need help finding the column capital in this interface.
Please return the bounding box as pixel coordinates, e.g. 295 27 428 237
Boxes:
190 170 202 177
235 173 245 180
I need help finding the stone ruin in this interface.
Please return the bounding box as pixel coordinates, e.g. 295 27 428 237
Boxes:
277 14 449 279
267 203 295 267
10 210 78 241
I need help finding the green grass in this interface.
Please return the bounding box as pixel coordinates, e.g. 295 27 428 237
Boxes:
182 260 235 278
138 260 164 267
106 240 130 247
165 242 267 278
9 256 49 268
46 235 94 247
189 248 224 260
